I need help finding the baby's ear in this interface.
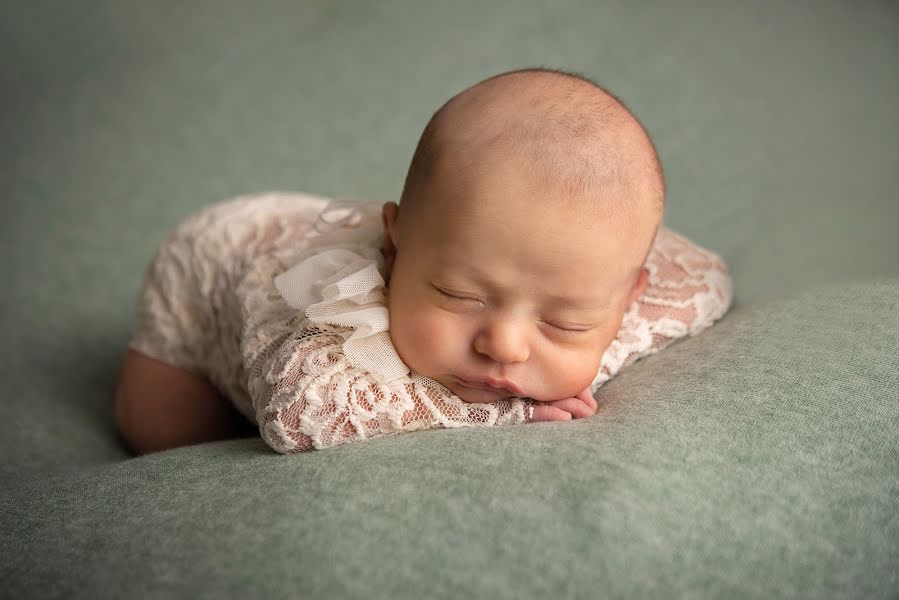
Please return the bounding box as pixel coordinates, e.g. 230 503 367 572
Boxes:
626 268 650 308
381 202 399 277
381 202 399 250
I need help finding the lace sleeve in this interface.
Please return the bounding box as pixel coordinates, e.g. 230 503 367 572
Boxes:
247 323 534 452
240 256 533 453
593 226 734 389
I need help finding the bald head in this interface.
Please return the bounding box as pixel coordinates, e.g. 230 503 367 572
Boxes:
398 68 665 227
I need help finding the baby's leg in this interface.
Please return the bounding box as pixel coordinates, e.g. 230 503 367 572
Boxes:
114 349 255 455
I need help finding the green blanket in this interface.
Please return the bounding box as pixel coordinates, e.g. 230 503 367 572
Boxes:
2 1 897 598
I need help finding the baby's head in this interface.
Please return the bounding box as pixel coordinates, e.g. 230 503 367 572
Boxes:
381 68 665 403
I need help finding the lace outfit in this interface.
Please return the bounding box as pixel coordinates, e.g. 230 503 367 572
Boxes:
129 192 733 452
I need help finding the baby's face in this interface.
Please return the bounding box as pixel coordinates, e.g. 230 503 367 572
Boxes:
383 161 658 403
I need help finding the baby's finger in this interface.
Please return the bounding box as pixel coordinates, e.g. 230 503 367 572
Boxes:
575 388 597 410
529 404 573 422
546 397 596 419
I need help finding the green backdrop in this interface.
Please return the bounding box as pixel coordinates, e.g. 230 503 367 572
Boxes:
1 1 897 598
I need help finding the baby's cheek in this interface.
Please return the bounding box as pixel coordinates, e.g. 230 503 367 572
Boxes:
390 307 460 372
572 352 603 390
543 339 608 396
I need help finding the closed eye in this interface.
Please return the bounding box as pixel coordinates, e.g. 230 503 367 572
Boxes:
541 321 596 334
433 285 483 305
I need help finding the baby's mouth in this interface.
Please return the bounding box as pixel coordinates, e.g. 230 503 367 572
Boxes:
454 376 524 397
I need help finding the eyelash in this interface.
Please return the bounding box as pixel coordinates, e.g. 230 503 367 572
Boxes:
544 323 593 334
434 286 482 305
433 286 593 334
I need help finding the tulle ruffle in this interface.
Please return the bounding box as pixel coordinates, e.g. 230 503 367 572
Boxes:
273 201 410 382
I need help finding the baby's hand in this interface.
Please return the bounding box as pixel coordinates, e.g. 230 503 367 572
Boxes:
528 387 598 422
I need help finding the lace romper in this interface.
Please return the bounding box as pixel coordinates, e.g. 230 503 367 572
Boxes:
128 191 733 452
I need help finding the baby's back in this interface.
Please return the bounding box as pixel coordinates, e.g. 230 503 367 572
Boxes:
129 192 342 418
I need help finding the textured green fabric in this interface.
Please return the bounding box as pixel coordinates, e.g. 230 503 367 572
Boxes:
1 1 897 598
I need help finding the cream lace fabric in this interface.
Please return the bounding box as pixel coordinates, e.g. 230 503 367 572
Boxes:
592 228 733 389
129 191 733 453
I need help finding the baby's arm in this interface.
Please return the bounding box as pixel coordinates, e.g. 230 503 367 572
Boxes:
592 226 733 389
246 323 535 452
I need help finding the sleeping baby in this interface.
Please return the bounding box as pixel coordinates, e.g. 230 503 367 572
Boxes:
114 68 733 454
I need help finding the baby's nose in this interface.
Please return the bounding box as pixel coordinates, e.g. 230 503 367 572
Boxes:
473 317 530 364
